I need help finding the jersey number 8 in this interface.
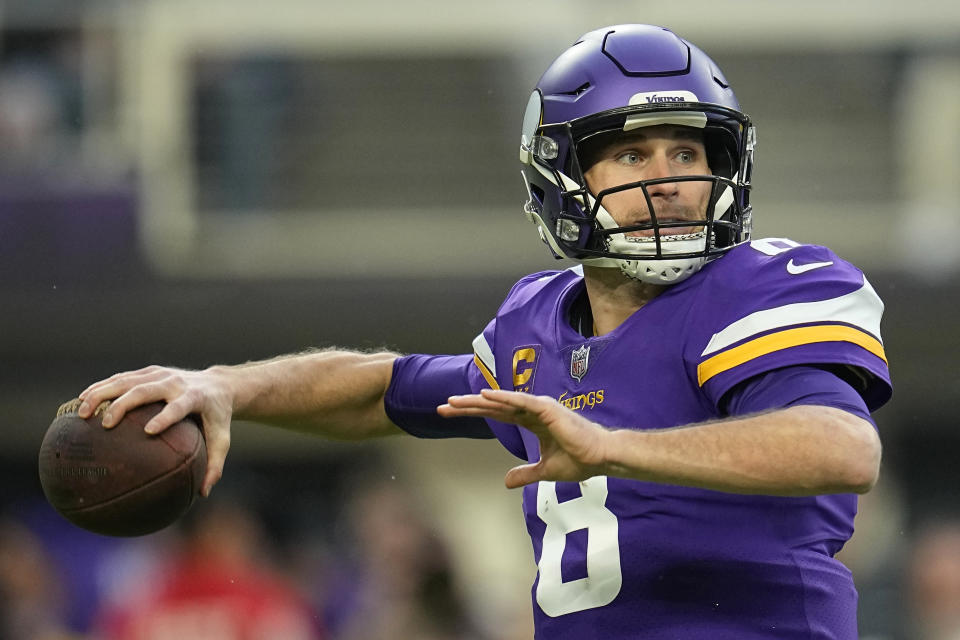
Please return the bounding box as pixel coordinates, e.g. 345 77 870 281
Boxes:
536 476 622 616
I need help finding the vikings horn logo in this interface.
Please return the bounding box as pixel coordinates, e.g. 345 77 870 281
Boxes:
570 344 590 382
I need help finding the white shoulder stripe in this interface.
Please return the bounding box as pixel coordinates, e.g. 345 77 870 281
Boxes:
472 333 497 376
701 278 884 357
535 265 583 283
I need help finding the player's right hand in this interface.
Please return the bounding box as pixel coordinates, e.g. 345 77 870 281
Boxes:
77 365 233 497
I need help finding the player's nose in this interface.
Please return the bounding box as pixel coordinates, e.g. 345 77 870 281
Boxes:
643 154 679 197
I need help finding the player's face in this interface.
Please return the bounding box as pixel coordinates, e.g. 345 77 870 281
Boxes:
582 125 712 237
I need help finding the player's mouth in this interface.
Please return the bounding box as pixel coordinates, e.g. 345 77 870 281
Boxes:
623 218 703 239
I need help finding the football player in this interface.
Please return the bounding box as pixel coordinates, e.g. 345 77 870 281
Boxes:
78 25 891 639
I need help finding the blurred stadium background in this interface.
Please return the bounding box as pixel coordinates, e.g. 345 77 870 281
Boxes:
1 1 959 638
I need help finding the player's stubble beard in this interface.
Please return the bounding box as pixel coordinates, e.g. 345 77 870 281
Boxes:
614 181 711 239
622 201 706 239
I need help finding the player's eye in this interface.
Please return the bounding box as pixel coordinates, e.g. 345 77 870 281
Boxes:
616 151 641 165
675 150 696 163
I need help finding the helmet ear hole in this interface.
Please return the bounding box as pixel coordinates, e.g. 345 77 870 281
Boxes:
704 128 737 179
713 224 734 248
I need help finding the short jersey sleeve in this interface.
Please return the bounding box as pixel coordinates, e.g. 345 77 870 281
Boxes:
467 270 574 461
722 364 874 425
690 239 892 413
384 353 494 439
383 270 560 447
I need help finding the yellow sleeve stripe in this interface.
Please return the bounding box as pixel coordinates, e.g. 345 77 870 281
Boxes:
697 324 887 386
474 353 500 390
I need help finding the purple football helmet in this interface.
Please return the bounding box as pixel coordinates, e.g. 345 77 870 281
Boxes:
520 25 756 284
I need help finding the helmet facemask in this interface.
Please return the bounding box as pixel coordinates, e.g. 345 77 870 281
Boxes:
523 101 755 284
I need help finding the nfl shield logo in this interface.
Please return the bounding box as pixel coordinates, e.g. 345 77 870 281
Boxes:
570 345 590 382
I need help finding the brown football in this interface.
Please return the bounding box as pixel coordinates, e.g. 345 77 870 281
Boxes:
38 399 206 537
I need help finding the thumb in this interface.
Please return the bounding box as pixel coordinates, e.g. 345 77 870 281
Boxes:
505 463 542 489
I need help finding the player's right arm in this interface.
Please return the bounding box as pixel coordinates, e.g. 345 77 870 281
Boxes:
78 349 403 496
78 348 491 497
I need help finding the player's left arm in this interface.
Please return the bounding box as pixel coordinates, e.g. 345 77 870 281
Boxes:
439 373 881 496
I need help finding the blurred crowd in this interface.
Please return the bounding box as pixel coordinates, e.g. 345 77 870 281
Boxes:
1 472 959 640
0 476 519 640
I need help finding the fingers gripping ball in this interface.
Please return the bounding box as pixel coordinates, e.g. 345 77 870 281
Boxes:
38 399 207 537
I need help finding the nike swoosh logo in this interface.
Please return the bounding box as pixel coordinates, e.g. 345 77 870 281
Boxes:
786 259 834 275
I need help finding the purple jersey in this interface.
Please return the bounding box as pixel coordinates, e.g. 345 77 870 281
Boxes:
470 239 890 639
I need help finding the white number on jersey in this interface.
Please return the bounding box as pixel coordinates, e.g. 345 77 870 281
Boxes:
749 237 800 256
535 476 622 616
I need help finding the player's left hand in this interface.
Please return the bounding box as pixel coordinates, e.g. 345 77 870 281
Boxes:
439 388 612 488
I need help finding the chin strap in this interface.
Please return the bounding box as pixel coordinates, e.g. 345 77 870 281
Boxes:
618 254 706 284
